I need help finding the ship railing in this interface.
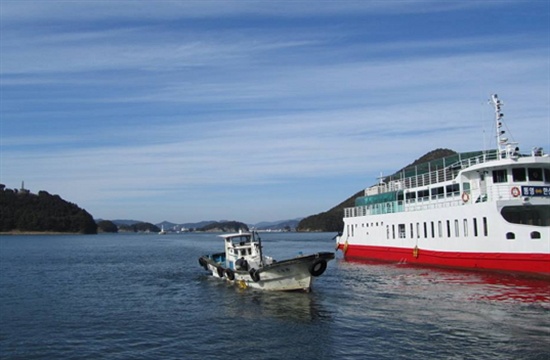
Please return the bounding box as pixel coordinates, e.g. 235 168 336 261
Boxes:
370 151 500 195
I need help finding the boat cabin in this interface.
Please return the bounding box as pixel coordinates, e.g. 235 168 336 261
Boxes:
222 232 274 272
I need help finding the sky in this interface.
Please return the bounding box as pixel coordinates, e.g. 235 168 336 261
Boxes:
1 1 549 225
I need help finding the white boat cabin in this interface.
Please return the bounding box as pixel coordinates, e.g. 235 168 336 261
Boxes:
222 232 275 272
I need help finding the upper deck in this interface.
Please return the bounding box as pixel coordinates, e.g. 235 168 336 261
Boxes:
344 150 550 218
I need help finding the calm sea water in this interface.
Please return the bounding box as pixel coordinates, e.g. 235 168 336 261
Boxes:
0 232 548 360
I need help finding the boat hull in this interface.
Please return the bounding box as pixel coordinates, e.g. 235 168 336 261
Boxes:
338 243 550 276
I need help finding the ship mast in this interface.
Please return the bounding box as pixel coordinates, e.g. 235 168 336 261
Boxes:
491 94 518 160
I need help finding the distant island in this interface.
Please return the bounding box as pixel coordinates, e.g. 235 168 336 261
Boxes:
96 219 250 233
0 183 97 234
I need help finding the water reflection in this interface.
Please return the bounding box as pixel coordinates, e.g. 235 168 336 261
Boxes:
207 279 329 323
342 258 550 307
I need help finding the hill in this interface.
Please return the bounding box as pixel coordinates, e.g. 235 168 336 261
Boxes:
198 221 249 232
296 148 457 232
0 185 97 234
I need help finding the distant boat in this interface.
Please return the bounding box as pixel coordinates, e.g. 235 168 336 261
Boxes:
159 225 167 235
199 231 334 292
336 94 550 277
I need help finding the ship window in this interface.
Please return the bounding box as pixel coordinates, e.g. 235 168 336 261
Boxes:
473 218 478 237
531 231 541 239
437 221 442 237
463 219 468 236
506 232 515 240
431 222 435 238
418 189 429 201
492 169 507 183
392 225 396 239
512 168 526 182
446 220 451 237
501 205 550 226
446 184 460 197
454 219 459 237
406 192 416 200
398 224 406 238
416 223 420 238
410 223 414 238
431 187 444 200
483 217 488 236
544 168 550 183
528 168 543 181
423 222 428 238
386 225 390 239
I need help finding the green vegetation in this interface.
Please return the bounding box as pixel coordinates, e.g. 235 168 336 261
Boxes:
118 222 160 233
198 221 249 232
97 220 118 233
0 186 97 234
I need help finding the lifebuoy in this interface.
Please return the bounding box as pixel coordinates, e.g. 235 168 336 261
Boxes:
249 268 260 282
461 192 469 202
224 268 235 281
511 187 520 197
216 267 224 278
413 246 419 259
309 259 327 277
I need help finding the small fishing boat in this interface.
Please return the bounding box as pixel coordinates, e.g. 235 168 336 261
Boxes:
198 231 334 292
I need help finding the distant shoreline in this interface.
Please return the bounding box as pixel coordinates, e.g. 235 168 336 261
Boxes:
0 230 86 236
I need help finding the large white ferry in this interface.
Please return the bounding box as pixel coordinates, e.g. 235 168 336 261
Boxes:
336 94 550 277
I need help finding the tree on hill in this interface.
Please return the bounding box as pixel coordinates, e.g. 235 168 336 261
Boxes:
0 187 97 234
198 221 249 232
297 149 457 232
97 220 118 233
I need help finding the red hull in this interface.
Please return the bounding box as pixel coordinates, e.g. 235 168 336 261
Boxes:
338 243 550 277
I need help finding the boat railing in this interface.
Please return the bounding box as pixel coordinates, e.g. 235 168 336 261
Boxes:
370 151 499 195
344 182 531 219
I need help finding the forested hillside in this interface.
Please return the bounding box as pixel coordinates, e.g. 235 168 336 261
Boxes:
0 186 97 234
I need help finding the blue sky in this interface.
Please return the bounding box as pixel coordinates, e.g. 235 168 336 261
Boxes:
1 1 549 224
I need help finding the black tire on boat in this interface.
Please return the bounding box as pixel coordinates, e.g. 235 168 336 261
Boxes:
198 257 207 270
216 267 224 278
309 259 327 277
249 268 260 282
225 268 235 281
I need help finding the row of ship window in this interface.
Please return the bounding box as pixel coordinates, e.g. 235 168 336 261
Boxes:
401 166 550 201
492 167 550 183
387 219 488 239
347 219 542 240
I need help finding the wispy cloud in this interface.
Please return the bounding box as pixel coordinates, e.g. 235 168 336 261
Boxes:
1 0 548 223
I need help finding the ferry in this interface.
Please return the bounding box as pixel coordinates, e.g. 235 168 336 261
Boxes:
336 94 550 277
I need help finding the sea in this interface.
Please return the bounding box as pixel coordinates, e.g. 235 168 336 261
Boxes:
0 232 548 360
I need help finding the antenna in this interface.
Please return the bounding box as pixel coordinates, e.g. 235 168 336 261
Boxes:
490 94 518 160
